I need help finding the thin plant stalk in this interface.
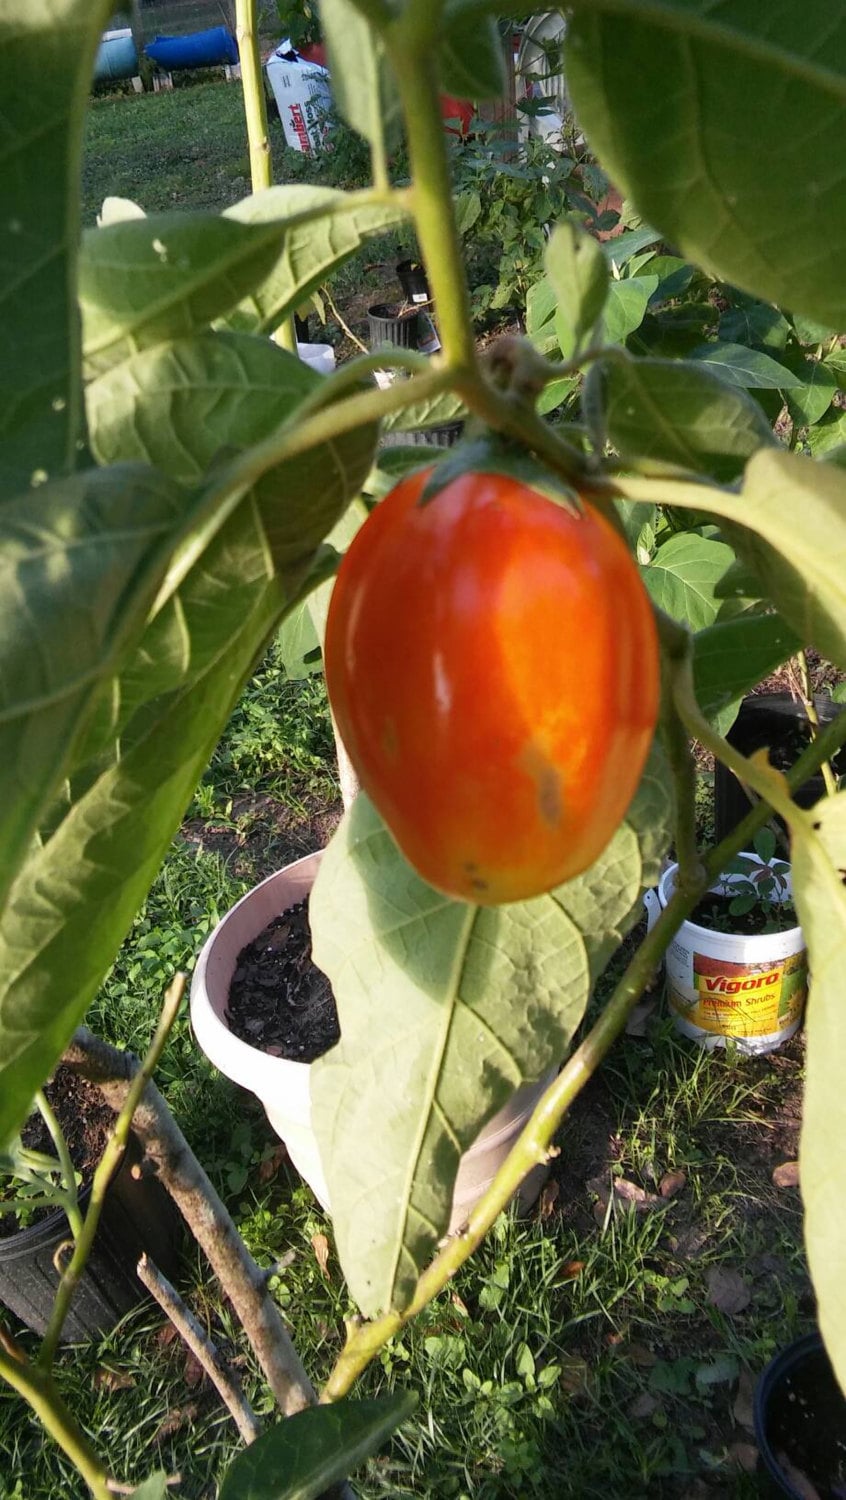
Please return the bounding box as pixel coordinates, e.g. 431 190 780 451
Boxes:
0 1335 112 1500
795 649 838 797
33 1091 84 1242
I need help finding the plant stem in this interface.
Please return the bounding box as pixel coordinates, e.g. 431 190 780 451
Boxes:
655 612 706 891
321 707 846 1402
38 976 186 1368
235 0 272 193
0 1338 112 1498
794 649 838 796
386 38 476 372
34 1091 84 1242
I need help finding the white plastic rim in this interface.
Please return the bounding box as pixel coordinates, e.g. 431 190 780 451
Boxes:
647 856 807 1054
190 852 330 1207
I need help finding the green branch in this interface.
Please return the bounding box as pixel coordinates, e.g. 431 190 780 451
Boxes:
38 977 186 1368
34 1091 83 1242
321 706 846 1401
235 0 273 193
0 1336 111 1499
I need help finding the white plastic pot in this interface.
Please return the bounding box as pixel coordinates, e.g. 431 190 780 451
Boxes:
644 855 807 1055
190 852 554 1227
296 341 335 376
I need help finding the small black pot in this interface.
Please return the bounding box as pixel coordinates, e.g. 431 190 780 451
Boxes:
754 1331 846 1497
714 693 846 842
0 1138 182 1341
367 303 420 350
396 259 430 303
380 421 464 450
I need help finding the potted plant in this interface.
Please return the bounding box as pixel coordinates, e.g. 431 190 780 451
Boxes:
754 1330 846 1498
645 831 807 1055
4 0 846 1495
189 852 555 1230
714 690 846 842
0 1069 181 1340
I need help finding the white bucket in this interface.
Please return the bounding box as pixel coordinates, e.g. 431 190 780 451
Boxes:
265 43 331 155
296 341 335 376
644 856 807 1055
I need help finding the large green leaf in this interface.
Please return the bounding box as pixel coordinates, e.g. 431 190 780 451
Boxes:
794 794 846 1395
0 465 195 913
321 0 402 152
130 1478 169 1500
87 332 377 577
565 2 846 327
545 222 608 361
0 566 287 1146
218 1394 417 1500
310 749 672 1317
642 533 737 631
439 12 506 99
0 0 112 500
687 343 802 391
693 612 802 733
603 277 657 346
223 187 407 334
599 353 775 481
79 214 300 374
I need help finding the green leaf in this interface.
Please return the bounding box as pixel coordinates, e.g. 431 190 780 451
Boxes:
219 1394 417 1500
693 613 802 734
0 0 113 500
223 187 407 334
784 359 840 428
600 352 775 482
659 451 846 672
455 190 482 236
603 278 658 346
79 213 298 374
310 748 672 1316
719 302 791 353
565 3 846 327
87 331 377 576
807 410 846 458
687 343 803 391
381 390 466 433
794 794 846 1395
320 0 402 151
275 602 323 680
130 1478 169 1500
545 221 609 360
601 227 663 272
0 466 197 914
439 13 505 99
643 533 737 631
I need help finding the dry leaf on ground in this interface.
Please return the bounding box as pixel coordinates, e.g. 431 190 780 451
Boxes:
772 1160 800 1189
659 1169 687 1199
705 1266 752 1316
727 1442 759 1474
311 1232 331 1278
538 1179 560 1219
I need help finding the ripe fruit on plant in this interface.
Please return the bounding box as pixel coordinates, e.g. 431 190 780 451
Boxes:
325 465 659 904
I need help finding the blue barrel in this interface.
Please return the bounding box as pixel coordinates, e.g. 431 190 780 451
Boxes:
145 27 239 70
94 30 138 81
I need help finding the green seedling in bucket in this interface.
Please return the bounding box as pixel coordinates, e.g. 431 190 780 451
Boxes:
718 829 794 934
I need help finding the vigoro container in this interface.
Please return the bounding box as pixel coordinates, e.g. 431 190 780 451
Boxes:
266 42 331 155
644 857 807 1056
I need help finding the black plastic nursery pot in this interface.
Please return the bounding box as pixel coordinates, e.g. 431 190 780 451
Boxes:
714 693 846 843
367 302 420 349
754 1331 846 1497
396 258 430 303
380 420 464 451
0 1138 182 1342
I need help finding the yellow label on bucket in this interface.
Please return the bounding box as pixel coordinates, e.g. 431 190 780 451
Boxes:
669 951 807 1038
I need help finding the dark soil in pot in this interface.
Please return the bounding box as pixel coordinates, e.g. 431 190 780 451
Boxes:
226 898 339 1063
715 694 846 842
688 891 799 936
0 1067 182 1339
755 1332 846 1498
